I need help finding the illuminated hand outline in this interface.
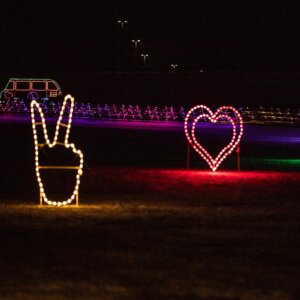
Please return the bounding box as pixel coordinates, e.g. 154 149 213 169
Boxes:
31 94 84 206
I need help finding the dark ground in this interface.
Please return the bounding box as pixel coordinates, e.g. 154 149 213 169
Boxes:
0 116 299 299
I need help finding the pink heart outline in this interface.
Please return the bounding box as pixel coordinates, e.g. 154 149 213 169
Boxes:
184 105 243 171
191 114 236 171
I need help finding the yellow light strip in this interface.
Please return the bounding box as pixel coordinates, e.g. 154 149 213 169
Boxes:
30 94 84 207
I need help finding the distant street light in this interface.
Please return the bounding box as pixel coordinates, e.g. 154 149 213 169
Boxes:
171 64 178 70
117 20 128 29
117 20 128 70
131 39 141 54
141 53 149 68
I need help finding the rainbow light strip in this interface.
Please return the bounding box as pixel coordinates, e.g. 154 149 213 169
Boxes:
184 105 243 171
31 94 84 206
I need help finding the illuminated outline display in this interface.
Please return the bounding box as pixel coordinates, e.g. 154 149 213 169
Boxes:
31 94 84 206
184 105 243 171
0 78 62 101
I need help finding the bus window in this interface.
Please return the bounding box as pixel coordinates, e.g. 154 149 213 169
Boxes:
32 81 46 90
48 81 57 90
6 81 13 89
16 81 30 90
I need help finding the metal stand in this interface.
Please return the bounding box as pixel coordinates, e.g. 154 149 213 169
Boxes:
236 145 240 171
186 141 190 170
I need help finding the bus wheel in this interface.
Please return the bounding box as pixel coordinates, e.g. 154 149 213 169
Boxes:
27 90 39 101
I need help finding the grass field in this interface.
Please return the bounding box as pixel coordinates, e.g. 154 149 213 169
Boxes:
1 169 300 300
0 117 299 299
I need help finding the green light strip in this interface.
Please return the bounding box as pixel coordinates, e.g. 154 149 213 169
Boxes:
261 158 300 166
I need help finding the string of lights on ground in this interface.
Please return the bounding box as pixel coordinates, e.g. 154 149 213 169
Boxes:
1 99 300 124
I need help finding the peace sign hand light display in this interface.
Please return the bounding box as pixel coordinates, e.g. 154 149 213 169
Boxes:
184 105 243 171
31 94 84 206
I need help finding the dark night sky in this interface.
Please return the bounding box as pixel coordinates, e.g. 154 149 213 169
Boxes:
0 0 299 72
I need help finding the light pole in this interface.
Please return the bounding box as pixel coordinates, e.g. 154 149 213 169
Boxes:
171 64 178 70
131 39 141 54
117 20 128 29
117 20 128 71
141 53 149 68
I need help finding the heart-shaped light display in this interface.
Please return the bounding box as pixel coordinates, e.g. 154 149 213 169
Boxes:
184 105 243 171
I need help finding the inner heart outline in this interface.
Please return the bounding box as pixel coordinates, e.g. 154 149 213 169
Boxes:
191 114 236 167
